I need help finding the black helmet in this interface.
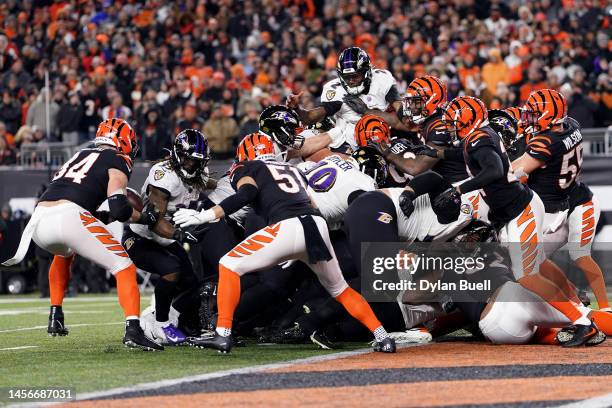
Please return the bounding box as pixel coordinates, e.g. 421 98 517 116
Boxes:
488 109 519 157
336 47 372 95
259 105 304 150
171 128 210 181
351 146 388 188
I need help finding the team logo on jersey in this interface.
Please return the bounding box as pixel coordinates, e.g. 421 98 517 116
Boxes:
377 212 393 224
461 204 472 215
124 237 135 251
326 90 336 100
154 169 165 181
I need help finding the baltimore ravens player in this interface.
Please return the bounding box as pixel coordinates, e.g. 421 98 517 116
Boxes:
512 89 610 312
2 118 162 351
438 95 600 346
286 47 404 152
124 129 211 345
173 134 396 354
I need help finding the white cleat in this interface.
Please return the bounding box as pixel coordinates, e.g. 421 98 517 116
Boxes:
389 327 433 344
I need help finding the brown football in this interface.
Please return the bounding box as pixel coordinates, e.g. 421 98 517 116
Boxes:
126 187 144 212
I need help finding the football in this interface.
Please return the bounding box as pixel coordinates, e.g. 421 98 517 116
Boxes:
126 187 144 212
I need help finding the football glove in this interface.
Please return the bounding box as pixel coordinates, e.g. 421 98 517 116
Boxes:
138 203 160 228
173 208 216 228
411 144 439 158
399 190 416 217
95 210 112 224
342 94 368 115
172 227 199 244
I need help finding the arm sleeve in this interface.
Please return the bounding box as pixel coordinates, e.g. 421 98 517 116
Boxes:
408 171 451 197
385 85 401 104
321 101 342 116
458 146 504 193
526 135 553 162
218 183 258 215
443 147 464 161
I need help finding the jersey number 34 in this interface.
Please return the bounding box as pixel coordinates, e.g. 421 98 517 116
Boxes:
53 152 100 184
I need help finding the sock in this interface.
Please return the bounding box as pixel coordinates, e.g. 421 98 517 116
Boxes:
155 278 177 322
576 256 610 310
216 327 231 337
216 264 241 330
49 255 74 306
50 305 63 318
334 287 382 333
590 311 612 335
538 259 581 304
114 264 140 318
518 273 585 324
532 327 559 345
373 326 389 342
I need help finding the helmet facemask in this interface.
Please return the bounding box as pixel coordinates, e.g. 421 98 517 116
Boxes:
402 94 428 125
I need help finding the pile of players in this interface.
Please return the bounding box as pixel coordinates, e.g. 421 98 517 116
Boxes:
6 47 611 353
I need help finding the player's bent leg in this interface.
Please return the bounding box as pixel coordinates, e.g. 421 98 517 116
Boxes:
47 255 74 336
568 198 610 310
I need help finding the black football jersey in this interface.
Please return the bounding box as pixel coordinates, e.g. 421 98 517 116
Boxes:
463 126 533 223
525 118 583 209
421 111 469 183
568 181 594 213
229 160 317 224
40 147 133 213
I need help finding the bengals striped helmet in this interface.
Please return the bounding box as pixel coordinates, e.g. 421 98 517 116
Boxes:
442 96 488 141
95 118 138 158
522 89 567 135
354 114 390 147
503 106 527 138
402 75 447 125
236 133 276 162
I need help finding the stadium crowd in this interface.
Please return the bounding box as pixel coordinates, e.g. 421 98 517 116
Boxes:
0 0 610 165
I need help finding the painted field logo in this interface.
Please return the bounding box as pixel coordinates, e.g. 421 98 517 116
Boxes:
377 212 393 224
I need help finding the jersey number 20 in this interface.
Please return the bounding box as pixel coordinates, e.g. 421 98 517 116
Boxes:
53 153 100 184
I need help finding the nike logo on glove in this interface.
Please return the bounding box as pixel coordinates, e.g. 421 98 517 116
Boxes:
471 140 481 147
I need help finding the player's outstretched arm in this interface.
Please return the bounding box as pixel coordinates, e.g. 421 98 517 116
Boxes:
457 147 504 194
372 140 440 176
512 152 544 179
288 132 332 159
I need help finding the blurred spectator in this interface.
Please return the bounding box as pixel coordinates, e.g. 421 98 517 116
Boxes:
203 103 239 158
101 93 131 121
77 78 101 143
481 48 509 96
0 131 16 165
239 103 260 136
138 108 171 161
13 125 34 148
0 91 21 135
0 121 14 147
26 89 59 140
57 91 83 145
176 103 204 134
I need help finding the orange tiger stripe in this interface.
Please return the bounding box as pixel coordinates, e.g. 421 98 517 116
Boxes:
239 239 264 252
233 246 252 256
227 250 242 258
80 212 97 226
251 234 274 244
96 235 120 245
520 220 536 243
516 205 533 228
87 226 109 234
108 245 126 252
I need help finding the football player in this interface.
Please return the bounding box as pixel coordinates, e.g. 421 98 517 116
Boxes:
511 89 610 312
286 47 404 152
123 129 211 345
2 118 162 351
173 115 396 354
438 95 600 346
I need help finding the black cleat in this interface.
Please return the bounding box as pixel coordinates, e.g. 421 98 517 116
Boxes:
188 332 232 353
280 323 308 344
48 306 69 336
123 319 164 351
373 337 396 353
310 330 337 350
557 322 605 347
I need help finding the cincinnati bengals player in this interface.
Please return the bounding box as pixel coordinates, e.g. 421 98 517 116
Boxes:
439 96 600 346
173 132 396 354
512 89 610 312
2 118 163 351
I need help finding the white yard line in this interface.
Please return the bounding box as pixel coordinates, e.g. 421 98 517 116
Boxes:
0 345 39 351
556 392 612 408
0 310 107 316
0 321 123 334
0 297 115 304
74 342 423 401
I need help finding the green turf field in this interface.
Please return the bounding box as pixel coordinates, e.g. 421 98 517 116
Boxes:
0 293 351 400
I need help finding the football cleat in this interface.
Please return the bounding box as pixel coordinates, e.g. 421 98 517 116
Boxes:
310 330 337 350
188 332 232 353
123 319 164 351
372 337 396 353
47 306 69 336
280 323 308 344
557 322 605 347
389 327 433 344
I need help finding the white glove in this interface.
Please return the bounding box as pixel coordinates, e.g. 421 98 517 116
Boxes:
173 208 216 228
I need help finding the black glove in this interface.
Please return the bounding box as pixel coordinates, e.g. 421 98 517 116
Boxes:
138 203 160 228
388 139 413 155
367 140 390 157
411 144 439 158
398 190 416 217
342 94 368 114
95 210 112 224
432 187 461 224
173 227 199 244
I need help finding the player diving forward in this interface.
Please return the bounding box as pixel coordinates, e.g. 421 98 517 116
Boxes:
173 110 396 354
2 118 162 351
